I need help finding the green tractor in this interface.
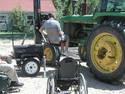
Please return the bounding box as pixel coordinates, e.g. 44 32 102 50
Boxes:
61 0 125 81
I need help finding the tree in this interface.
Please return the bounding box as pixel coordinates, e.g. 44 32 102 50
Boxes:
75 0 99 14
53 0 99 18
9 7 29 32
53 0 72 19
87 0 99 14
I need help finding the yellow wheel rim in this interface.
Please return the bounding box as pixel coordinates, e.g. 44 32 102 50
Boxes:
44 48 53 63
91 32 122 73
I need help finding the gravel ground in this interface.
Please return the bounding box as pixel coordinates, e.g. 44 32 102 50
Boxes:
0 39 125 94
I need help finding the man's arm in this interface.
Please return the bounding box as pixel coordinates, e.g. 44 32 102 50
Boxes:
39 20 47 35
56 21 64 36
39 26 47 35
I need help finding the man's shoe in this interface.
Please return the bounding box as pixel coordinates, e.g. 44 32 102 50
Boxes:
10 81 24 87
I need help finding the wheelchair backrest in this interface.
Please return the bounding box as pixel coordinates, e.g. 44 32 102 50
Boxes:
58 57 78 79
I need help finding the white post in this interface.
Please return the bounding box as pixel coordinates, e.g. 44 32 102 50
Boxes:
43 55 46 78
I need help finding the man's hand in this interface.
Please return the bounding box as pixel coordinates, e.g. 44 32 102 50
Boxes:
0 55 12 64
59 31 64 36
0 58 7 64
0 55 7 60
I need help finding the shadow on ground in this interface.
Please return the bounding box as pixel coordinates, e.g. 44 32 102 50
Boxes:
80 64 125 90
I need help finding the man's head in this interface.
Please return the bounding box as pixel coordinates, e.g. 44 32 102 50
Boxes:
48 13 55 19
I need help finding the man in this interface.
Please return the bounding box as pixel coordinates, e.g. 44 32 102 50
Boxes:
0 54 23 87
39 13 69 54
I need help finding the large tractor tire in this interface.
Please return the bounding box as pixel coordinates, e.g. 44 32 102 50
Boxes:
87 24 125 81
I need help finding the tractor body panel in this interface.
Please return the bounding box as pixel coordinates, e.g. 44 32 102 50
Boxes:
61 15 94 24
61 15 96 46
14 44 43 59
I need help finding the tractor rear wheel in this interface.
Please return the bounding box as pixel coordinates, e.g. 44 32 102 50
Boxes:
87 25 125 81
43 44 60 65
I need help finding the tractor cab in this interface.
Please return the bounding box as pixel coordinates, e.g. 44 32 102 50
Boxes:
97 0 125 12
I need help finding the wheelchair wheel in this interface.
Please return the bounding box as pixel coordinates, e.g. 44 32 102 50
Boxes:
22 58 40 76
46 76 55 94
79 73 88 94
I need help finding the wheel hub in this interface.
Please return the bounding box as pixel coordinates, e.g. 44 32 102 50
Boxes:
96 41 116 64
97 47 107 59
25 61 38 74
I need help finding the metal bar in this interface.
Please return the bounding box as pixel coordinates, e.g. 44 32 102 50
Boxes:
43 55 46 78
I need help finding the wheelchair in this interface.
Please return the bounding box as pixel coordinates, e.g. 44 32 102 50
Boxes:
46 57 88 94
0 73 11 94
